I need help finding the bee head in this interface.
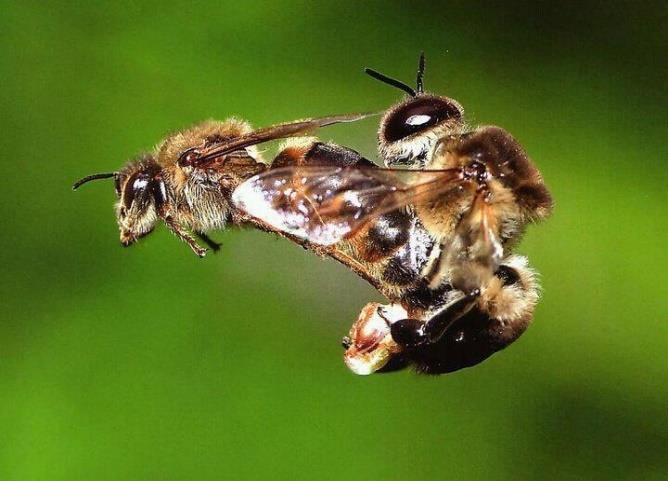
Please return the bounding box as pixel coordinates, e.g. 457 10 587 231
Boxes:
114 155 165 246
365 53 464 167
73 155 164 247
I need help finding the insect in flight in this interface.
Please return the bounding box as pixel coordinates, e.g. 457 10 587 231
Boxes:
72 113 371 257
232 53 553 375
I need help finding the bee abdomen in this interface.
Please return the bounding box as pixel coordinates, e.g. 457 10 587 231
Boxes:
377 215 436 287
356 210 412 263
273 140 375 169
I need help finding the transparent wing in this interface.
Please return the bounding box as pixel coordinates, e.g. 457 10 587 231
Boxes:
232 165 465 246
458 188 503 260
197 113 373 163
428 188 504 290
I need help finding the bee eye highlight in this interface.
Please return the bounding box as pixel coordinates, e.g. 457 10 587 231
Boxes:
405 114 432 126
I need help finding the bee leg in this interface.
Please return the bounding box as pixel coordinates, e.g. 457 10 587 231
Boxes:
390 289 480 348
196 232 222 252
390 318 428 348
162 216 208 257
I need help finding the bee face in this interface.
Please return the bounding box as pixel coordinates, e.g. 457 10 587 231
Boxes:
115 156 161 246
379 94 464 167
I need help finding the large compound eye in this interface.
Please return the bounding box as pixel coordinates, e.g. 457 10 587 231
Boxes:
383 96 462 142
123 172 151 209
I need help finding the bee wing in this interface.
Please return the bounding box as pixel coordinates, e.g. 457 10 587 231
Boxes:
232 165 464 246
198 113 373 162
452 189 503 265
429 188 504 289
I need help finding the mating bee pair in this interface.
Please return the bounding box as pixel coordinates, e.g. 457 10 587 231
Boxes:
74 54 552 375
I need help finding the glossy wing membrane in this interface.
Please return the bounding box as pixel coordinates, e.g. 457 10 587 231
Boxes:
232 165 464 246
428 187 504 288
467 189 503 268
199 113 373 162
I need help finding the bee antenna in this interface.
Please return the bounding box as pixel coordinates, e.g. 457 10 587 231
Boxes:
72 172 117 190
416 51 426 94
364 67 417 97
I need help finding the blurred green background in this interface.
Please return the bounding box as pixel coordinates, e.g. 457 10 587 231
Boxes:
1 1 667 479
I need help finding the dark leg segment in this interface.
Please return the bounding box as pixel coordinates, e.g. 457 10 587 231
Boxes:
391 289 480 348
196 232 222 252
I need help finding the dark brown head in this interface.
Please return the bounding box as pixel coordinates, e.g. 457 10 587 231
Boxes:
365 53 464 167
73 155 166 246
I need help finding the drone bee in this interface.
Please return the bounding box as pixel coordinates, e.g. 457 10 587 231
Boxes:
72 114 370 257
232 54 553 374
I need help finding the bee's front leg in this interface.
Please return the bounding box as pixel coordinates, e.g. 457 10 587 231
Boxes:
391 289 480 348
152 178 208 257
160 214 208 257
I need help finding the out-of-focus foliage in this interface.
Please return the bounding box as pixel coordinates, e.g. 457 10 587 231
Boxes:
1 1 666 479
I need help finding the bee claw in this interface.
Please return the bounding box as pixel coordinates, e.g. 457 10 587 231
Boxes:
189 244 209 257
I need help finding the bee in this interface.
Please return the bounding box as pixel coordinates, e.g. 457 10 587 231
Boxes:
232 54 553 374
72 114 370 257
